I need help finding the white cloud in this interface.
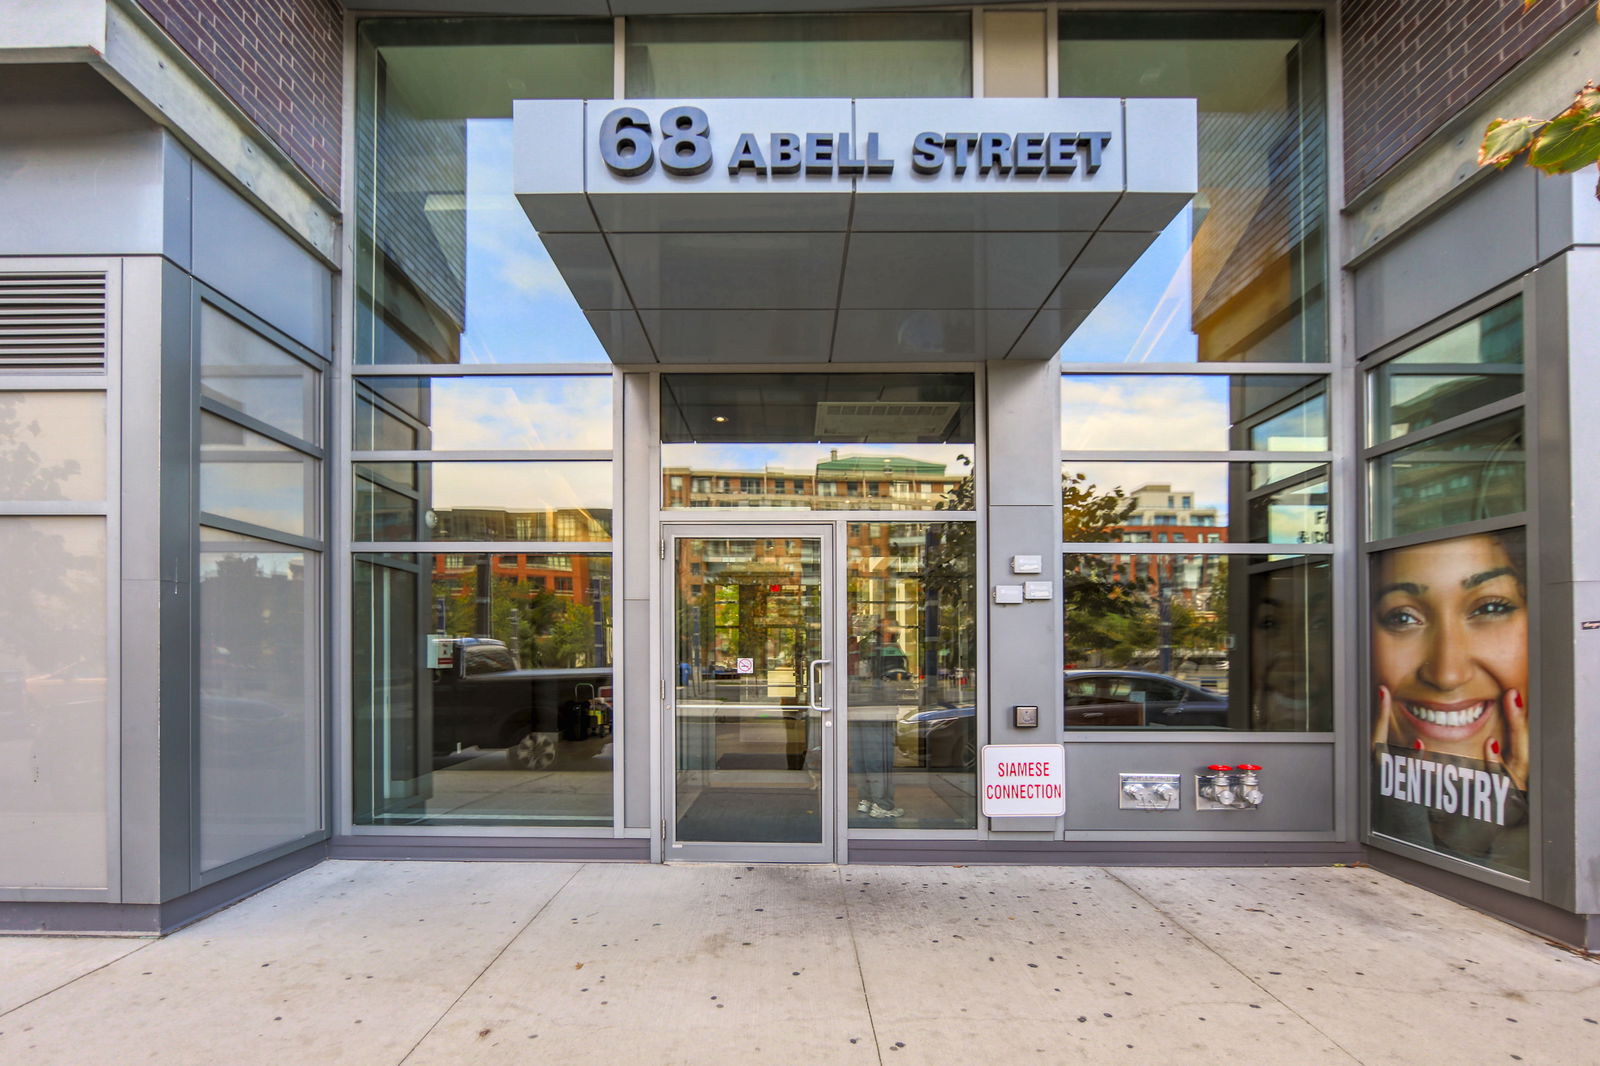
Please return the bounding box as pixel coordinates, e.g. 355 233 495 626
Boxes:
1060 376 1229 451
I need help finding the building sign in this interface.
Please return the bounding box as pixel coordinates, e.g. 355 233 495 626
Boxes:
596 105 1112 180
981 744 1066 817
1369 530 1530 879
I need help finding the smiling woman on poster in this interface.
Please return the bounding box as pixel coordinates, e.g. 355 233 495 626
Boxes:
1369 530 1530 878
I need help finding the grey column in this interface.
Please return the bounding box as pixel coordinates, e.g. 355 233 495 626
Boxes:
984 358 1064 835
620 372 654 831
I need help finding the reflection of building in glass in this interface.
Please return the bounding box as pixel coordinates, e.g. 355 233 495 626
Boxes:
430 505 612 542
1117 482 1225 545
663 453 964 511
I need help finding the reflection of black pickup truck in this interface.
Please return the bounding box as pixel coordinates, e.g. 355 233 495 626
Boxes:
431 639 612 770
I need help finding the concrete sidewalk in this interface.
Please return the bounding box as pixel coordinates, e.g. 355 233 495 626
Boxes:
0 862 1596 1065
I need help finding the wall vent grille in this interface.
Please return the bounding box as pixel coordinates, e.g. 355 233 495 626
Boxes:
0 272 108 373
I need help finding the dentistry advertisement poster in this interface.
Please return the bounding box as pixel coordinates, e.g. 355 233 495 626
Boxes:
1369 530 1530 879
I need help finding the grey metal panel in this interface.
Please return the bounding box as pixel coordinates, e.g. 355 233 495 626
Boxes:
343 0 607 13
1535 171 1600 262
838 232 1090 310
156 261 197 902
984 361 1065 835
1352 166 1539 356
189 164 332 356
160 134 193 272
985 360 1062 507
622 598 653 828
1554 249 1600 913
607 232 845 309
642 308 834 362
1063 743 1335 833
831 308 1034 363
0 64 166 256
116 257 180 905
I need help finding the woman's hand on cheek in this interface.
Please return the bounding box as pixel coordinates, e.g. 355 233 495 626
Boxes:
1486 688 1529 790
1372 685 1419 753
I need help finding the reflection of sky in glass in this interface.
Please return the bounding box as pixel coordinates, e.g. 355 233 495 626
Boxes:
201 461 310 537
365 376 612 450
1061 374 1230 450
424 461 612 511
662 442 970 475
200 551 303 579
460 121 608 364
1059 208 1196 364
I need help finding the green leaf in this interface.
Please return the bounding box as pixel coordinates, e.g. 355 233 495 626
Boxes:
1528 108 1600 173
1480 116 1544 167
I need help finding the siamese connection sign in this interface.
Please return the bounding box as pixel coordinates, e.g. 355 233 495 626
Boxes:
981 745 1066 818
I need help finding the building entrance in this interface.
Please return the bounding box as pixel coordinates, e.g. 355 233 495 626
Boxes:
665 525 841 862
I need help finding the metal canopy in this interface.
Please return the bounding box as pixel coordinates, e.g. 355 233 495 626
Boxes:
515 97 1196 363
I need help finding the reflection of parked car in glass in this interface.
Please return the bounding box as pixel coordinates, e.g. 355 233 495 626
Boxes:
431 638 612 770
1066 670 1229 728
905 669 1231 770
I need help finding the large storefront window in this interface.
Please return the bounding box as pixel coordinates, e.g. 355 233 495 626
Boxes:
1061 368 1335 731
1364 297 1530 880
1058 12 1326 364
354 19 613 366
354 18 618 830
354 553 613 828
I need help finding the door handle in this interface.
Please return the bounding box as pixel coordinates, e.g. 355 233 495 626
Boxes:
807 659 832 712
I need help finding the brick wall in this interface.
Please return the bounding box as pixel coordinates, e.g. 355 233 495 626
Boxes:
136 0 343 202
1343 0 1591 200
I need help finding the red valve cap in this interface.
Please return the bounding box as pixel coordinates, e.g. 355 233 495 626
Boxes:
1206 764 1232 772
1236 764 1261 772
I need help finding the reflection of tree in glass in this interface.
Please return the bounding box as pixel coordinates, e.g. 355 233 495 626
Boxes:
1062 472 1143 666
0 395 79 500
436 574 603 668
923 456 978 678
0 398 98 696
201 554 306 697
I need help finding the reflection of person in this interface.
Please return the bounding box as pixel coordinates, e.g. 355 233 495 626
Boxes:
1249 562 1332 730
1370 531 1529 875
851 617 902 820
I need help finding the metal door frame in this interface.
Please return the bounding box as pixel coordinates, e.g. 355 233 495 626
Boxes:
660 522 844 863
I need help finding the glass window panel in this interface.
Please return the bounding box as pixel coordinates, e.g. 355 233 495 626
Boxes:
1063 552 1331 731
1248 464 1331 545
354 376 613 451
1368 298 1523 445
1369 412 1524 540
198 547 320 871
845 523 978 830
1061 375 1327 451
355 19 614 366
1060 461 1331 545
0 516 108 889
352 552 613 827
354 391 419 451
626 13 971 97
201 304 320 442
200 412 318 538
353 460 612 542
0 391 106 503
1059 13 1326 363
663 372 975 511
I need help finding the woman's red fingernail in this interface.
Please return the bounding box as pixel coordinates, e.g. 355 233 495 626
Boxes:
1512 690 1524 710
1413 740 1424 750
1490 739 1502 756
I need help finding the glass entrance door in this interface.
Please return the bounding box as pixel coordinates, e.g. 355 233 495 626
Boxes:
667 527 836 862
